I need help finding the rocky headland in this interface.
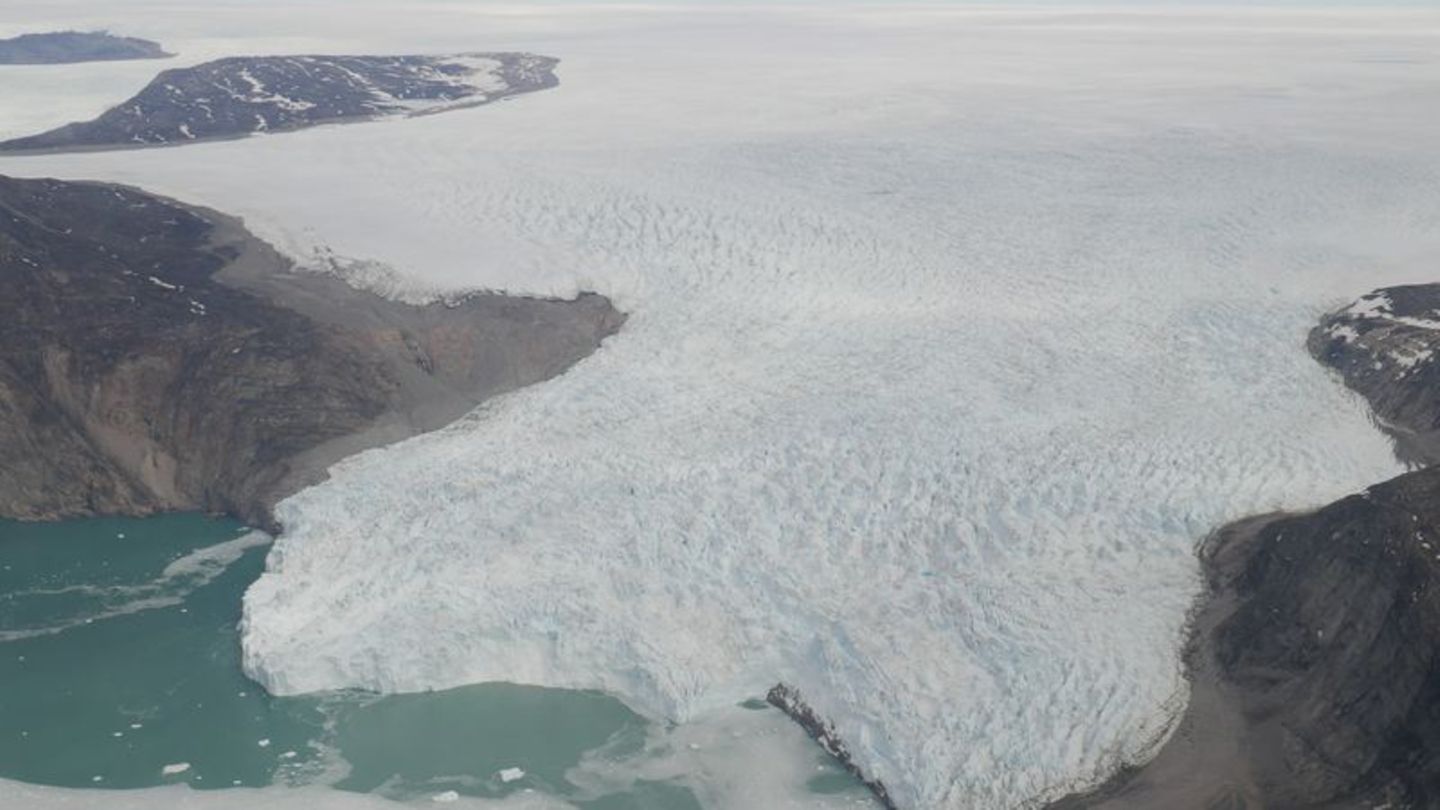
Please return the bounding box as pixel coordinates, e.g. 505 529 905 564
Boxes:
0 31 169 65
1049 286 1440 809
0 174 622 530
1310 285 1440 467
0 52 557 152
767 684 897 809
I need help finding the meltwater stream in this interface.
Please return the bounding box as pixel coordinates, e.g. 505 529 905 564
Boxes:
0 516 874 808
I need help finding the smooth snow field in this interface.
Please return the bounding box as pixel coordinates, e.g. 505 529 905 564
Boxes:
4 3 1440 808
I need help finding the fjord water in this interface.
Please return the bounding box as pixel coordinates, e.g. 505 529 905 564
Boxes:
6 5 1437 807
0 515 326 789
0 516 869 807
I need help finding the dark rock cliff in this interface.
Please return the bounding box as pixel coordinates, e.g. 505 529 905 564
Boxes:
1207 466 1440 808
1309 285 1440 466
0 175 622 529
1050 284 1440 810
0 52 557 152
0 31 168 65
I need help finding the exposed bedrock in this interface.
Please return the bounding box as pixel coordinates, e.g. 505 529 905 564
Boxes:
0 52 558 152
766 684 896 809
1212 469 1440 807
0 31 169 65
1309 284 1440 466
1050 285 1440 809
0 175 622 529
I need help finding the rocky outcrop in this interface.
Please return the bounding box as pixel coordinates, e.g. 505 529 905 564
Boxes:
1309 285 1440 466
1050 286 1440 809
0 31 168 65
0 52 557 152
0 175 622 529
1050 481 1440 810
766 684 896 809
1209 467 1440 807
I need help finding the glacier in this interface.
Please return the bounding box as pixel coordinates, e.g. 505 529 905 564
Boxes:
4 3 1440 808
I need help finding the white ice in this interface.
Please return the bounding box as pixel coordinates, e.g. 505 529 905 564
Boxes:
233 66 319 113
0 531 270 642
3 3 1440 809
2 702 862 810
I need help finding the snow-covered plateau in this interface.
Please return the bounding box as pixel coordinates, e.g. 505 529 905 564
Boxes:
3 2 1440 808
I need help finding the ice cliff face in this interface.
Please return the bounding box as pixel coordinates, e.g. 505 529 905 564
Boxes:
5 5 1440 809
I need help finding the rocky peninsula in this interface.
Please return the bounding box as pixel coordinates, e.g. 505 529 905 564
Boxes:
0 174 622 530
0 52 557 152
0 31 169 65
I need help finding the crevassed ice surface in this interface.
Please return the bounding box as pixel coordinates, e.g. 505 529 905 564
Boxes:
5 3 1440 808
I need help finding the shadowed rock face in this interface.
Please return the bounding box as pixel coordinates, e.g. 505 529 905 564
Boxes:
1309 284 1440 466
0 31 169 65
0 175 622 529
766 684 896 809
1048 285 1440 810
0 52 557 152
1208 467 1440 808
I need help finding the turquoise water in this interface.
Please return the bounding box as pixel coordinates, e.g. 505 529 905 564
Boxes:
0 514 323 790
0 515 872 807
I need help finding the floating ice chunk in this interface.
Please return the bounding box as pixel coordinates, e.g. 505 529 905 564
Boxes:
0 531 271 642
160 763 190 776
431 792 459 803
0 777 576 809
498 768 525 783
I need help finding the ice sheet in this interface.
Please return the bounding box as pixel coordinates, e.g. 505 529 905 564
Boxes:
3 4 1439 808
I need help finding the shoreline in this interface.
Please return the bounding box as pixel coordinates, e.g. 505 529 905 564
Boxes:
0 87 547 158
1045 513 1283 809
0 175 624 531
1048 282 1440 810
192 195 625 530
0 53 559 156
10 180 1433 806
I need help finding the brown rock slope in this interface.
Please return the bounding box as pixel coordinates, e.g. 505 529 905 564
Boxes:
0 175 622 529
